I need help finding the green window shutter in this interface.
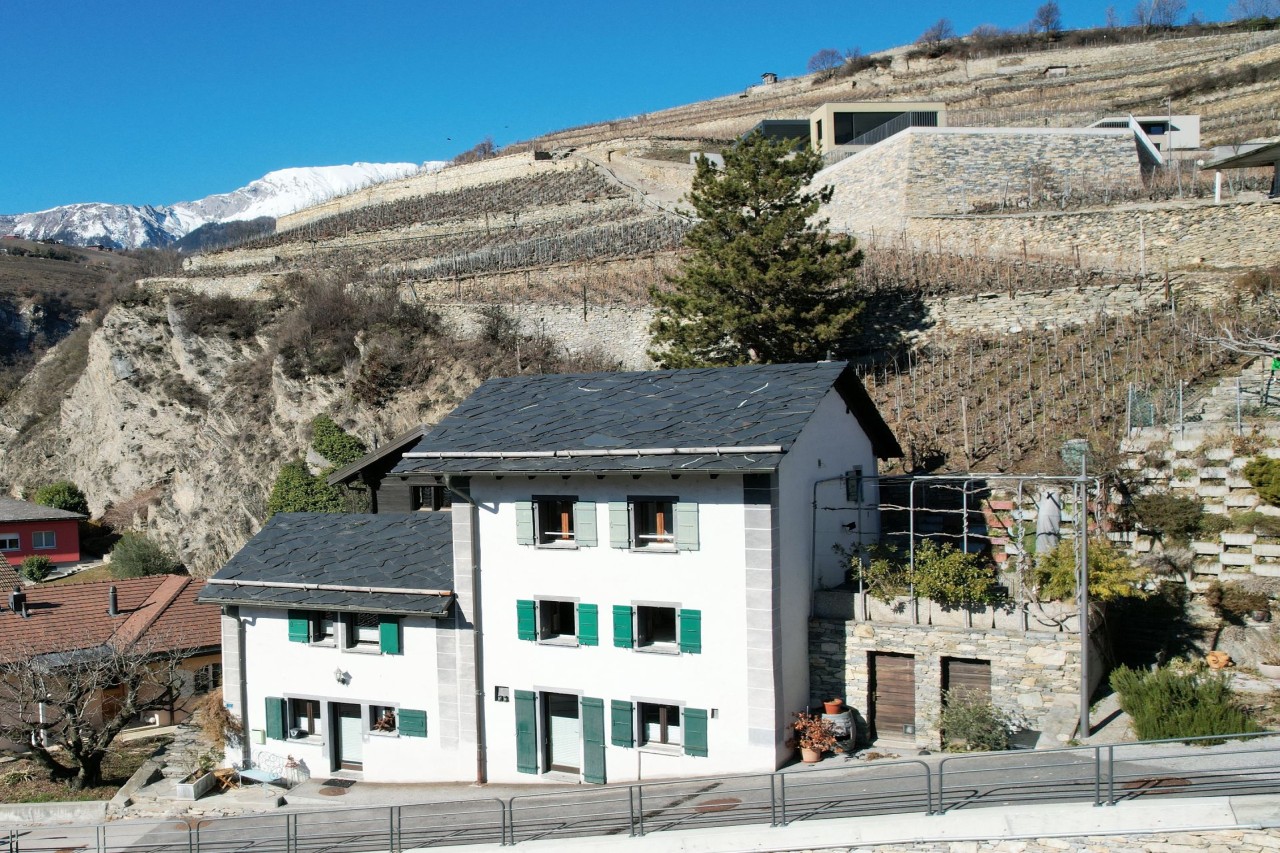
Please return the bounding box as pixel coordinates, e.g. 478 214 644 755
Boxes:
574 501 598 547
582 697 606 784
608 502 630 548
399 708 427 738
515 690 538 774
684 707 709 757
678 608 702 654
516 600 536 641
264 696 286 741
515 501 535 545
612 605 633 648
379 617 401 654
675 502 700 551
287 611 309 643
610 700 634 747
577 603 599 646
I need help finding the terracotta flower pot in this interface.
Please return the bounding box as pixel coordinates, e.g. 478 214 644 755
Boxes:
823 699 844 715
800 746 822 763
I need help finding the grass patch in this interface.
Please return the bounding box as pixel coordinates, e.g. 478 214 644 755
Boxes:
0 734 169 803
45 562 115 584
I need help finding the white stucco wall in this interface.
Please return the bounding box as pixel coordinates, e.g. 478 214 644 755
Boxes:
777 388 881 717
233 606 472 783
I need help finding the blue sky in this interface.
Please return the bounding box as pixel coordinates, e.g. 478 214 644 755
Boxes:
3 0 1236 213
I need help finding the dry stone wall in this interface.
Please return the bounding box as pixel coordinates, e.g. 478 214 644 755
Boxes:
431 303 656 370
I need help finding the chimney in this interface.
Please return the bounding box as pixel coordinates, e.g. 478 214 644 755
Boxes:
9 586 24 616
108 585 118 617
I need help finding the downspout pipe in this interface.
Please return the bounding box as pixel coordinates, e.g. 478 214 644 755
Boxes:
446 476 487 786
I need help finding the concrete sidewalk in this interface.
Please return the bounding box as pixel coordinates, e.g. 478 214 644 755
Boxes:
465 794 1280 852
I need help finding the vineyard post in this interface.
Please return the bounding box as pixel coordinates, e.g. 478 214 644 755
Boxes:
1076 457 1090 741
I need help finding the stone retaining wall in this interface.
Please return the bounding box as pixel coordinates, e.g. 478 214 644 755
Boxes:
431 303 656 370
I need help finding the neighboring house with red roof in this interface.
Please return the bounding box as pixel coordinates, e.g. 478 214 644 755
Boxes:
0 496 86 566
0 575 221 749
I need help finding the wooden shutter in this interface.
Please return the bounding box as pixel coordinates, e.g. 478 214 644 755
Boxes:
612 605 633 648
574 501 598 547
678 609 702 654
515 690 537 774
608 502 630 548
379 617 401 654
264 696 286 741
515 501 535 545
683 707 708 757
581 696 606 784
577 603 599 646
287 611 309 643
611 700 634 747
516 600 536 641
674 502 699 551
399 708 427 738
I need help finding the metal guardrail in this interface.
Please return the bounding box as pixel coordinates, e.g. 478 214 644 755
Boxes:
6 732 1279 851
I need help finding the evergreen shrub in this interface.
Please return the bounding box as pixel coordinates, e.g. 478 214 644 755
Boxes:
1110 664 1259 742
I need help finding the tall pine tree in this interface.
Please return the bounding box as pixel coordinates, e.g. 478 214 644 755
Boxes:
649 132 863 367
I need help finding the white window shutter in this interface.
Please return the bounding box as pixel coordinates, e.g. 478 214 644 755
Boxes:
608 502 630 549
575 501 598 547
515 501 535 545
674 502 699 551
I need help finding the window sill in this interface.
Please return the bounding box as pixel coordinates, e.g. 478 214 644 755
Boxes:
343 645 383 656
289 734 324 745
629 546 678 554
368 730 399 739
537 636 580 649
635 643 680 655
638 743 683 757
535 541 579 550
308 641 336 648
32 546 56 551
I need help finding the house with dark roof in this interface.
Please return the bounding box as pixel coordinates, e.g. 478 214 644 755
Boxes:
0 496 86 566
206 362 899 784
0 575 221 749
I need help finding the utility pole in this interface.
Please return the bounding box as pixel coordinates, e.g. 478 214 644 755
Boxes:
1077 452 1090 740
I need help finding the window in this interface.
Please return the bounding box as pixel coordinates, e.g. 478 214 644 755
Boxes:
345 613 380 649
609 500 697 551
0 534 17 551
290 698 321 736
370 705 398 734
309 612 337 645
193 662 222 694
32 531 56 550
633 499 675 549
639 703 682 747
538 599 576 643
637 606 677 649
536 497 576 545
411 484 451 512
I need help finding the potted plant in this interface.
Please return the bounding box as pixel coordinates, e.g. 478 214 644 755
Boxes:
823 698 845 715
788 712 838 763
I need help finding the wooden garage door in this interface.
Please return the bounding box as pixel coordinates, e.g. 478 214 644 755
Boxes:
943 658 992 703
870 652 915 741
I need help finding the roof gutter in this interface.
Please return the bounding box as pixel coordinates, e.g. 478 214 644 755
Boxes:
403 445 785 459
204 578 453 596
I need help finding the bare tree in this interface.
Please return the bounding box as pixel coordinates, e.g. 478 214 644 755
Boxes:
1105 5 1122 27
917 18 956 45
0 632 195 789
1133 0 1187 29
1201 271 1280 358
1032 1 1064 33
1229 0 1280 18
807 48 844 76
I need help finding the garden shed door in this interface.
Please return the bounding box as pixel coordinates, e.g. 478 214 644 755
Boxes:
869 652 916 742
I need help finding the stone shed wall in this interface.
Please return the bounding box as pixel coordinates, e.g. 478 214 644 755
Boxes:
810 618 1098 750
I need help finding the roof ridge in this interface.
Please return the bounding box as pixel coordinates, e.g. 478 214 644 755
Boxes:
109 575 190 650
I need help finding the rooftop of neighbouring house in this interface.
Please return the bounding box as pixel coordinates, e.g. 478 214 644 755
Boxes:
0 495 86 523
382 361 900 476
0 575 217 663
198 513 455 616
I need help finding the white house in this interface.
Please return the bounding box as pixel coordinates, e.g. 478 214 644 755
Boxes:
204 362 900 784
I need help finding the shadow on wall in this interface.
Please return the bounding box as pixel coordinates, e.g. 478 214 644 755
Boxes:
840 288 933 366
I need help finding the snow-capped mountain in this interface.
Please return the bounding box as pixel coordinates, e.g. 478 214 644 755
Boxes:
0 162 445 250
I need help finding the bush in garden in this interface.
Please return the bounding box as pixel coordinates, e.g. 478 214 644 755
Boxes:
19 555 53 582
1110 664 1259 742
939 689 1016 752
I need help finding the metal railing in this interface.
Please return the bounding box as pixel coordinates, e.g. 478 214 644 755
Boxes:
6 732 1279 851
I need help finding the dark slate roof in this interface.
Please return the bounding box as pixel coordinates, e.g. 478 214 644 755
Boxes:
0 496 86 523
390 362 899 475
197 513 454 616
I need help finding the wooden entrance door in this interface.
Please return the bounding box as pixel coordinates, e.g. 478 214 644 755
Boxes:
869 652 916 741
543 693 580 773
943 658 992 703
333 703 364 770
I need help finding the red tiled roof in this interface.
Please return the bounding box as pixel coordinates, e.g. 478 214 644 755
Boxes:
0 554 19 591
0 575 219 663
